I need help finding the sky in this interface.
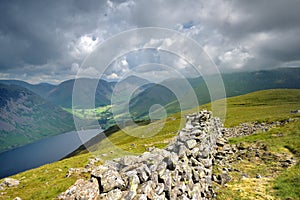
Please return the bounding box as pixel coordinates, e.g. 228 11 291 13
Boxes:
0 0 300 84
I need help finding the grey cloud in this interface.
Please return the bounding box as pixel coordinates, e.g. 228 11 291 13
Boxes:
233 0 300 31
0 0 300 83
0 0 106 69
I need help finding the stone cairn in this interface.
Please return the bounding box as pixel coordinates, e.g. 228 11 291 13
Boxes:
58 110 224 200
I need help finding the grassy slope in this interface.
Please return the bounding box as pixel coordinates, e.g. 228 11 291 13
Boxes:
0 89 300 199
215 118 300 200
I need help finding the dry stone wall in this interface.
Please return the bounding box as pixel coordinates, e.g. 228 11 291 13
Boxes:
58 110 225 200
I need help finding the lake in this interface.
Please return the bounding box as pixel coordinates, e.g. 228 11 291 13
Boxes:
0 129 102 178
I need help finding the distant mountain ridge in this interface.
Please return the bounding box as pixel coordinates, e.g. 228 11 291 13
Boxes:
1 67 299 123
0 80 56 98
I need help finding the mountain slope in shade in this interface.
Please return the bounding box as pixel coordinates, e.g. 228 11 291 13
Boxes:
129 84 179 119
0 84 75 153
44 78 117 109
46 76 153 109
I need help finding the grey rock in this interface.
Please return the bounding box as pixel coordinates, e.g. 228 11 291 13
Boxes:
127 173 140 196
120 155 139 166
0 178 20 187
104 160 121 171
216 138 226 147
136 164 150 183
57 178 99 200
91 165 109 178
99 189 122 200
98 169 125 192
256 174 262 179
157 161 167 177
190 147 200 157
134 194 148 200
163 153 178 171
178 144 187 157
155 183 164 195
186 139 197 149
123 191 136 200
137 180 155 195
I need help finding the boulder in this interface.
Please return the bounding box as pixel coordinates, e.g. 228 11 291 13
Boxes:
101 170 125 192
0 178 20 187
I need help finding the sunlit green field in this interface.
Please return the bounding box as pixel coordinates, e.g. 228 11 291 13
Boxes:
1 89 300 200
63 105 112 120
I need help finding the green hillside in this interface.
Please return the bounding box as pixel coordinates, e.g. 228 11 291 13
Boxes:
0 89 299 199
128 68 300 121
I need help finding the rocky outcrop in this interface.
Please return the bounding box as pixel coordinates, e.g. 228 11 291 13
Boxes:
0 178 20 190
58 110 224 200
57 178 99 200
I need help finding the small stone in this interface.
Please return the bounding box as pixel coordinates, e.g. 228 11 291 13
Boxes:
256 174 262 179
216 138 226 147
155 183 164 195
135 194 148 200
99 189 122 200
217 173 231 185
14 197 22 200
241 173 248 178
186 139 197 149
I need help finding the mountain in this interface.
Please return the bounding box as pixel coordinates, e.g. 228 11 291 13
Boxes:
112 75 152 102
222 67 300 96
128 84 180 119
38 76 152 109
0 78 116 109
44 78 115 108
127 67 300 120
0 80 56 97
0 83 75 153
